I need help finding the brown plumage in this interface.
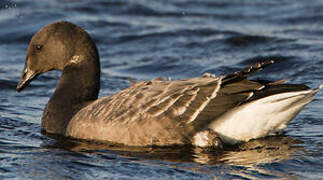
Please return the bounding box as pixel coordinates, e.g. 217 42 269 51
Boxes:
17 21 321 147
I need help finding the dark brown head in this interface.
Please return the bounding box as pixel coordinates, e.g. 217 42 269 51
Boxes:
16 21 98 92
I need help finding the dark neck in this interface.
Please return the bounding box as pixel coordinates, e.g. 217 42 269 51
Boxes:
42 57 100 135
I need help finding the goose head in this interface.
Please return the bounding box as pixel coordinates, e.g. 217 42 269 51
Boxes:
16 21 98 92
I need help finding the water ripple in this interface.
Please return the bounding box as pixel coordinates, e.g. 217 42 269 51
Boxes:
1 0 323 179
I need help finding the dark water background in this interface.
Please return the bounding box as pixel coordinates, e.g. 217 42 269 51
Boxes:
1 0 323 179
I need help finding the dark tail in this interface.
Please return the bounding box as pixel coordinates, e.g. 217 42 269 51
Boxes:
222 60 275 85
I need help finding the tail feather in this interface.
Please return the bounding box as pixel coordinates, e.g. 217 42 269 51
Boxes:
223 60 275 85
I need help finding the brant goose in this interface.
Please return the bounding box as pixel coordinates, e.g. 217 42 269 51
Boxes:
17 21 322 147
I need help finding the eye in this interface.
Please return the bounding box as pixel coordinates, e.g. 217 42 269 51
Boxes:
35 44 43 51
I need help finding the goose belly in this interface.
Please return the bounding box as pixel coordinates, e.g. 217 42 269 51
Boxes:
208 90 315 145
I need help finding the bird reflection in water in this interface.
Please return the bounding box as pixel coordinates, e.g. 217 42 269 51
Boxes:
42 134 301 179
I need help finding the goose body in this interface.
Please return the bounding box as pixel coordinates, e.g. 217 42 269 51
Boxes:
17 21 322 147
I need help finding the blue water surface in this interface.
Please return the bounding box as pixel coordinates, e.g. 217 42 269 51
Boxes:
0 0 323 179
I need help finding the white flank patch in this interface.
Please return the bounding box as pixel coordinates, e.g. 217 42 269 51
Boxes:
209 89 318 145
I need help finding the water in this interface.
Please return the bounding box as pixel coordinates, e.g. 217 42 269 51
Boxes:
1 0 323 179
